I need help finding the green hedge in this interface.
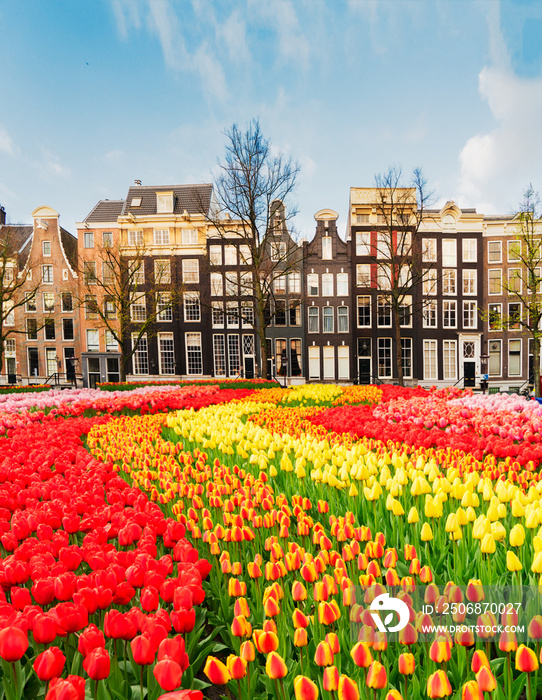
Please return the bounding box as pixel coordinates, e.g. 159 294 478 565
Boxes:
0 385 53 395
97 379 279 392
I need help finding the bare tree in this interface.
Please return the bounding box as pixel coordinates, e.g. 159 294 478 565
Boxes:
203 119 301 378
0 225 45 379
370 167 435 386
77 239 178 382
495 185 542 392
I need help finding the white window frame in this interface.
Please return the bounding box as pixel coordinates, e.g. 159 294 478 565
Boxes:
443 300 457 328
508 267 522 294
288 271 301 294
186 332 203 375
462 239 477 263
488 241 502 263
336 273 348 296
209 245 222 265
488 303 502 331
356 231 371 256
213 335 226 376
377 295 391 328
154 259 171 284
442 269 456 295
307 274 319 296
463 300 477 329
337 306 348 333
42 265 53 285
423 300 437 328
423 339 438 381
211 272 223 296
323 306 334 333
182 228 198 245
488 269 502 295
157 292 172 322
184 292 201 322
377 337 392 378
128 230 144 247
322 273 333 296
422 238 437 262
153 229 170 245
443 340 457 381
132 333 149 374
442 239 457 267
308 306 319 333
86 329 100 353
43 240 52 256
182 259 199 284
401 337 413 379
212 301 224 328
423 268 437 296
489 340 502 376
356 264 371 287
507 239 521 263
508 338 522 377
158 332 175 375
462 269 477 295
357 296 371 328
322 236 332 260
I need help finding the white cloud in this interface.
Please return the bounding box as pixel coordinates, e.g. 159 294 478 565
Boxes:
458 66 542 209
0 125 15 156
217 10 251 66
111 0 142 39
36 149 71 182
249 0 310 70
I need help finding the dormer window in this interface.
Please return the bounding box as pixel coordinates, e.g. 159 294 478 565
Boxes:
131 197 142 207
157 192 174 214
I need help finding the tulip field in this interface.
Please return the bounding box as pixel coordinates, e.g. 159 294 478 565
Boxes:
2 383 542 700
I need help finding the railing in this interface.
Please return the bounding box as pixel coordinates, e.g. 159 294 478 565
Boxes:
44 372 80 388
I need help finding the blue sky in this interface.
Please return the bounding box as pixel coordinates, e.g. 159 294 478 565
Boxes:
0 0 541 239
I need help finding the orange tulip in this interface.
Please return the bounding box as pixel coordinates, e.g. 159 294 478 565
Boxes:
461 681 482 700
515 644 539 673
325 633 340 654
338 674 360 700
323 665 339 692
231 615 251 638
471 650 490 673
293 628 308 648
292 609 310 629
265 651 287 679
263 597 280 617
314 641 334 667
499 630 518 653
253 630 278 654
398 623 418 646
294 675 319 700
398 652 415 675
292 581 307 601
226 655 247 680
234 598 250 618
429 638 452 663
475 666 497 693
385 692 403 700
366 661 387 689
350 641 372 668
204 656 231 685
239 641 255 662
528 615 542 640
419 565 433 583
427 670 453 698
373 631 387 652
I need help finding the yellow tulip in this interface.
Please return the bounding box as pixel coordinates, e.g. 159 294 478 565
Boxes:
510 524 525 547
420 523 433 541
480 534 496 554
408 507 419 524
506 551 522 572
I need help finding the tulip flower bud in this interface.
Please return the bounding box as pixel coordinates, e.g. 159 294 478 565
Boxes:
226 655 247 680
398 652 415 675
265 652 288 680
33 647 65 681
338 674 360 700
0 626 28 662
461 681 483 700
366 661 387 689
204 656 231 685
515 644 538 673
427 670 453 698
294 675 319 700
476 666 497 693
83 647 110 681
323 666 339 692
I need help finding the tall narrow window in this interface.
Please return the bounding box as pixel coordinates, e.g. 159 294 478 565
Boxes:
308 307 319 333
186 333 203 375
401 338 412 379
132 335 148 374
338 306 348 332
378 338 392 377
227 335 240 376
357 296 371 327
213 335 226 376
443 340 457 380
423 340 437 380
158 333 175 374
509 339 521 376
321 236 332 260
323 306 334 333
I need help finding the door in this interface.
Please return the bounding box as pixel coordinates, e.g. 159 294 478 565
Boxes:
323 346 335 380
64 348 76 381
88 357 101 389
244 356 254 379
460 336 480 387
358 358 371 384
28 348 39 377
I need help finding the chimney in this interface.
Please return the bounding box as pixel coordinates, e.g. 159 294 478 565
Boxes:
0 206 5 226
134 180 142 186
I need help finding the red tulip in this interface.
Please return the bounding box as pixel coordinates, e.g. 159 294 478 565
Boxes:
427 670 452 698
366 661 387 689
461 681 483 700
265 651 287 679
33 647 65 681
45 675 86 700
0 626 28 662
338 674 360 700
131 635 155 666
323 666 339 692
78 624 105 658
516 644 538 673
83 647 110 681
154 659 183 690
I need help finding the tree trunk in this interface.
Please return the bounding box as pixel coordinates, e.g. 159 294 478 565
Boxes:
534 336 541 397
393 306 404 386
